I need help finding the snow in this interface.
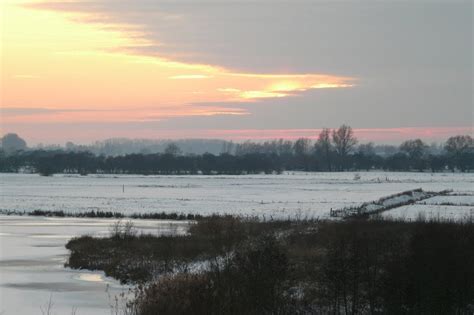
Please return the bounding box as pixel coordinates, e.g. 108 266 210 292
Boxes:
331 188 443 217
364 190 434 213
419 195 474 206
382 205 474 222
1 172 472 219
0 171 473 314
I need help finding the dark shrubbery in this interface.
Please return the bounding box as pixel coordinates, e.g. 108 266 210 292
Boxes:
129 235 291 315
291 219 474 314
29 209 124 218
0 209 202 221
66 233 210 283
66 216 285 283
66 217 474 314
130 212 203 220
129 274 212 315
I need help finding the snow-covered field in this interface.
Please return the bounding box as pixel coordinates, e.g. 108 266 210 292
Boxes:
1 172 473 219
382 194 474 221
381 204 474 221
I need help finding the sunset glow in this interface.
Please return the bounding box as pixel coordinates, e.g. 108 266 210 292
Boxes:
1 0 470 144
1 0 353 128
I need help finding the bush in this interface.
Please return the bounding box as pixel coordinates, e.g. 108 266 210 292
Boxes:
65 217 474 314
109 220 137 240
128 235 291 315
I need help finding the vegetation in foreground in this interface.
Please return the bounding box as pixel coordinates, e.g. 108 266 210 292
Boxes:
66 216 474 314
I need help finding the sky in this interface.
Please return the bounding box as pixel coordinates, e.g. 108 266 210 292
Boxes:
1 0 472 145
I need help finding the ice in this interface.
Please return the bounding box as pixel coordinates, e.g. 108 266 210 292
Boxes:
0 215 190 315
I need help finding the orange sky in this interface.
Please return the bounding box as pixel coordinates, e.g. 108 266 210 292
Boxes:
1 0 471 144
1 0 353 126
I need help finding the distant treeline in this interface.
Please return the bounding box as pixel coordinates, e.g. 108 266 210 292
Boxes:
1 126 472 175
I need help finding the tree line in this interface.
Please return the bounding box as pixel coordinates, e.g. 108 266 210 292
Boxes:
1 125 472 175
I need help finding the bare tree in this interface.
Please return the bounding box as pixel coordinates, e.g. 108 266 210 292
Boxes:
315 128 333 171
109 220 137 239
332 125 358 170
444 135 473 171
357 142 375 156
164 143 182 156
1 133 27 154
221 141 235 155
293 138 311 170
277 139 293 156
445 135 473 155
293 138 311 156
399 139 427 160
399 139 428 171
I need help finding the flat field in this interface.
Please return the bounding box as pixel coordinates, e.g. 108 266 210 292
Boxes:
1 172 473 219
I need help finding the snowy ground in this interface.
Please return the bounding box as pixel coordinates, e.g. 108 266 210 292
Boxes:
0 172 473 314
1 172 473 219
0 216 190 315
381 204 474 221
382 193 474 221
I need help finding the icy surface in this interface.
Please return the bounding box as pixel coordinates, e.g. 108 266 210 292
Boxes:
0 215 190 315
1 172 473 219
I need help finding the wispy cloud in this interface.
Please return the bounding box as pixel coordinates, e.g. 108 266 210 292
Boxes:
169 74 213 79
1 105 248 124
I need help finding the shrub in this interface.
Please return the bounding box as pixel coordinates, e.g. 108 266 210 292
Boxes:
127 235 291 315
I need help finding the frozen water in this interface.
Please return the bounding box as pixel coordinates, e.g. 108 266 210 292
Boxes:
0 215 190 315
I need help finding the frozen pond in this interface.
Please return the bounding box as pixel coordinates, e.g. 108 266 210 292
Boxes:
1 172 473 219
0 216 190 315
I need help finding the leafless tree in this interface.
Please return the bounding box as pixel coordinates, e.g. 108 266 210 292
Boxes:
399 139 427 160
332 125 358 170
293 138 311 170
315 128 333 171
293 138 311 156
164 143 182 156
445 135 473 155
444 135 473 171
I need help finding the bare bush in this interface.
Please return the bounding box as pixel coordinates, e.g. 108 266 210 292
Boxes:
109 220 137 239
